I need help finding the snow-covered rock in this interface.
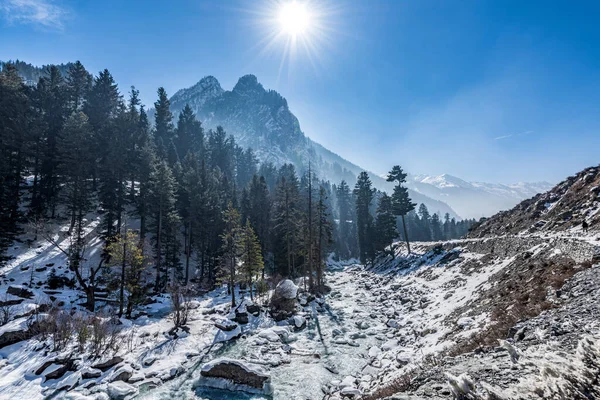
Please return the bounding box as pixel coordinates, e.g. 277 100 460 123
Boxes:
196 358 272 395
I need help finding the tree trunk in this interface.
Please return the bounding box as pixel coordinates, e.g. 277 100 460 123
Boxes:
401 215 411 254
119 237 126 317
155 204 163 292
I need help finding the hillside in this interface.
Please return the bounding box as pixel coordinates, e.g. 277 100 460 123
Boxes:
469 165 600 237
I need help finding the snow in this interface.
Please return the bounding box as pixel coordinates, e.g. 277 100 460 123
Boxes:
274 279 298 299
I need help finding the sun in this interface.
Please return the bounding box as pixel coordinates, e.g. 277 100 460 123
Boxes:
245 0 342 79
277 1 311 37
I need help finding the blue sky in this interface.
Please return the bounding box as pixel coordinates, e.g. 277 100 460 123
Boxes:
1 0 599 184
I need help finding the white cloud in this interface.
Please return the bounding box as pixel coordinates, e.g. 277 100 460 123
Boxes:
493 130 533 141
0 0 67 29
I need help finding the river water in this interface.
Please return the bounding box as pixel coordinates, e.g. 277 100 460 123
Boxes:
140 267 387 400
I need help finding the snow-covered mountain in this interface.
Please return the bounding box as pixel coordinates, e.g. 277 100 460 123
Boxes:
405 173 554 219
166 75 459 218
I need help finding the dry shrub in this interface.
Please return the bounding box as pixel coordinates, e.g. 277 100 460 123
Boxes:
90 315 121 358
449 256 589 356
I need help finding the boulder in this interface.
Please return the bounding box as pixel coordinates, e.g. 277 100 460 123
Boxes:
270 280 299 321
107 381 137 399
197 358 272 395
234 311 249 324
81 367 102 379
246 303 261 316
214 318 238 332
6 285 34 299
6 286 33 299
92 356 124 372
289 316 306 330
43 360 75 381
0 316 37 349
109 365 133 382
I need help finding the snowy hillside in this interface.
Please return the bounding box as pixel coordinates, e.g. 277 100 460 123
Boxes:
407 174 553 219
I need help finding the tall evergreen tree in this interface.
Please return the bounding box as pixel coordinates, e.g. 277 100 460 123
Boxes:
354 172 375 264
387 165 416 254
154 87 174 159
239 221 264 300
375 193 398 256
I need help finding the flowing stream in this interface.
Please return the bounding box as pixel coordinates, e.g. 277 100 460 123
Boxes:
140 267 387 400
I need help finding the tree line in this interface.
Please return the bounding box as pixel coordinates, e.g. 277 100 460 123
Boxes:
0 61 475 314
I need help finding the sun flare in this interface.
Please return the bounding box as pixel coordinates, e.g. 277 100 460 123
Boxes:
278 1 311 37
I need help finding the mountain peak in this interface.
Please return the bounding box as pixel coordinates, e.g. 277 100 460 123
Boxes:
195 75 222 90
233 74 264 93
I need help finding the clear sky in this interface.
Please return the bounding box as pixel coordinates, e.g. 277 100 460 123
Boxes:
1 0 599 184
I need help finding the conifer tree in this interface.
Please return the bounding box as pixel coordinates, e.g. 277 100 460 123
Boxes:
58 112 94 233
354 172 375 264
154 87 174 159
375 193 398 256
239 221 264 300
220 202 241 307
175 104 203 160
149 160 178 291
387 165 416 254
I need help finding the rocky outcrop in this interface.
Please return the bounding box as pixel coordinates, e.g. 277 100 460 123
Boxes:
197 358 272 395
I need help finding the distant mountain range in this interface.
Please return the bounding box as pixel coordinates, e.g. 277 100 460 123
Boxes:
405 174 553 219
3 60 552 219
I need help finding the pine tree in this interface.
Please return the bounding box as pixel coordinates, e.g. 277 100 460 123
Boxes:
239 221 264 300
65 61 92 113
354 172 375 264
272 164 302 277
418 203 432 241
315 186 332 290
58 112 94 233
154 87 174 159
335 180 356 260
375 193 398 256
38 66 68 218
149 160 178 291
220 202 241 307
387 165 416 253
431 213 443 241
0 64 31 263
175 104 203 161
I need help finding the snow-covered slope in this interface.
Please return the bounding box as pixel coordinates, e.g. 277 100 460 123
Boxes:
407 173 553 219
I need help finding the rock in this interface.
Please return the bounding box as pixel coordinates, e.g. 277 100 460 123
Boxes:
6 285 34 299
275 279 298 299
198 358 272 395
0 316 46 349
290 316 306 330
44 360 75 381
247 303 261 316
214 318 238 332
107 381 137 399
341 386 361 397
234 311 249 324
142 356 157 367
258 326 289 342
56 372 80 391
270 280 298 320
92 356 124 372
109 365 133 382
81 367 102 379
